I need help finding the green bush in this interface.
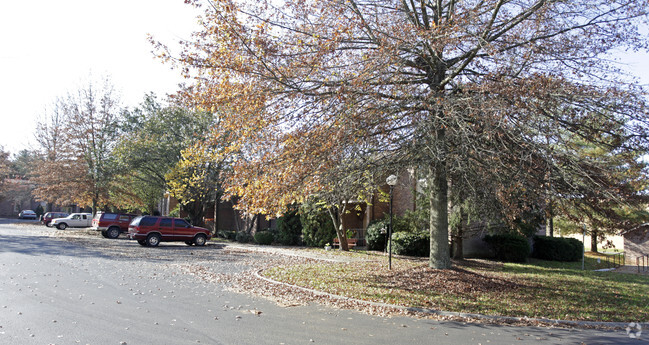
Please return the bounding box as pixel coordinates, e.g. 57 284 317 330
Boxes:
217 230 237 240
254 231 275 245
235 231 253 243
300 201 337 247
366 219 388 251
391 231 430 257
483 233 530 262
276 208 302 245
532 236 583 262
392 210 428 233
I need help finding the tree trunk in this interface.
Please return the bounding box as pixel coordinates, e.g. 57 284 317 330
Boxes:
545 199 554 237
214 189 220 234
328 205 348 251
452 206 467 260
429 129 451 269
591 230 598 253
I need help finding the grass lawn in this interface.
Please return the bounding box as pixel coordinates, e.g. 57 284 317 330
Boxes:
262 251 649 322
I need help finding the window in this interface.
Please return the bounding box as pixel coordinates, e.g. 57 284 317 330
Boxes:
159 218 173 227
72 215 80 219
119 215 130 221
103 213 118 220
82 215 87 220
174 219 190 228
139 217 158 227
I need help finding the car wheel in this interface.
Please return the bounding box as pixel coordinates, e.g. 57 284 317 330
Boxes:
45 221 52 227
106 227 120 239
101 230 109 238
137 240 147 246
185 241 194 246
194 234 207 246
57 223 67 230
146 233 161 247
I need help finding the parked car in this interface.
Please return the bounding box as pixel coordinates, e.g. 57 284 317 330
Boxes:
91 212 137 239
128 216 211 247
51 213 93 230
41 212 70 227
18 210 38 219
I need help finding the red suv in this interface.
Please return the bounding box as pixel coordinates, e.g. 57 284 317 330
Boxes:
41 212 69 227
92 212 137 239
128 216 211 247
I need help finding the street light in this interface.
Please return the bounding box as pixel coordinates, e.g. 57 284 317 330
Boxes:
386 174 397 270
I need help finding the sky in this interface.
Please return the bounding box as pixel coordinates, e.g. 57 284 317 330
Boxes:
0 1 203 155
0 2 648 157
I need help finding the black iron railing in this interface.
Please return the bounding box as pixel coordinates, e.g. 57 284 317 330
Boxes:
637 254 648 273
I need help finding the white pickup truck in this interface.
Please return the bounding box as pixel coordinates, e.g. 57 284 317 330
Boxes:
51 213 93 230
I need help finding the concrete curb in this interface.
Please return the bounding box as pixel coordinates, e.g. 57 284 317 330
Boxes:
253 269 633 330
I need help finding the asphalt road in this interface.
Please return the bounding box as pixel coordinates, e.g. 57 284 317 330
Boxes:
0 219 645 345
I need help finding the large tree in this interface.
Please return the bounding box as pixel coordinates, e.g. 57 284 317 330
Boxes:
114 94 215 213
552 119 649 252
32 79 123 213
166 0 649 268
0 147 11 197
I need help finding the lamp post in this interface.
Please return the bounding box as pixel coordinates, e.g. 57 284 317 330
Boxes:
582 224 586 270
386 174 397 270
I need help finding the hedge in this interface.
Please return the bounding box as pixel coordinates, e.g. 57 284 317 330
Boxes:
366 220 388 251
254 231 275 245
391 231 430 257
483 233 530 262
532 235 583 262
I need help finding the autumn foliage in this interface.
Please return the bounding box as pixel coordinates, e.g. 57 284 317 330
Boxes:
163 0 649 267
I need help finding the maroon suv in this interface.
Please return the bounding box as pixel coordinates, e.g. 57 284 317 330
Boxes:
92 212 137 239
41 212 69 227
128 216 211 247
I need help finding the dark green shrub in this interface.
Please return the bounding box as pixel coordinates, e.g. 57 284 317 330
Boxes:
483 233 530 262
217 230 237 240
254 231 274 245
235 232 253 243
366 219 388 251
276 208 302 245
532 236 583 261
300 201 336 247
391 231 430 257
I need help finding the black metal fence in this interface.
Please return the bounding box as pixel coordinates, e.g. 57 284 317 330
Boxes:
637 254 648 273
601 252 625 269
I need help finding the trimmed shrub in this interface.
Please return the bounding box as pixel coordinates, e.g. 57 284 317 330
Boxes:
254 231 275 245
483 233 530 262
300 201 337 247
366 219 388 251
217 230 237 240
532 236 583 262
391 231 430 257
276 208 302 245
235 231 253 243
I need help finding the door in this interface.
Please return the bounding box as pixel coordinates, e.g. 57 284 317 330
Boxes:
173 219 194 241
158 218 174 241
69 214 82 227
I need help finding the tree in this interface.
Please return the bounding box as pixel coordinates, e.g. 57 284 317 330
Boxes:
32 79 123 213
167 0 649 268
10 150 39 179
114 94 215 213
0 147 11 197
165 124 233 226
552 120 649 252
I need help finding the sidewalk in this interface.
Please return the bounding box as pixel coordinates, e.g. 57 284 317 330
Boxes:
217 241 375 263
